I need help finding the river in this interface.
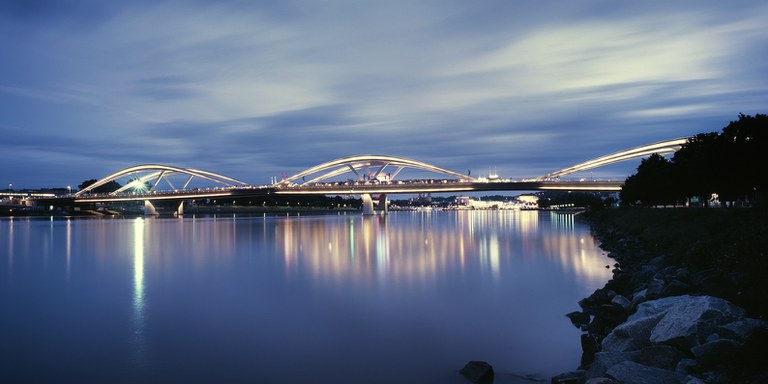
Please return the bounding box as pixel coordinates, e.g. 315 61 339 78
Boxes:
1 210 612 383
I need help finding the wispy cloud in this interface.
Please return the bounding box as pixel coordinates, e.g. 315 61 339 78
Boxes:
1 0 767 187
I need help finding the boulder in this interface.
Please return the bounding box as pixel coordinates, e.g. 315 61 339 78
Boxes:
601 313 664 352
599 304 628 328
460 361 494 383
683 375 706 384
611 295 632 312
649 295 744 349
634 345 684 370
605 272 631 295
675 359 698 375
646 278 665 298
551 370 585 384
579 288 614 310
661 280 692 297
631 295 681 319
690 338 742 367
585 351 639 378
585 378 619 384
581 334 600 366
606 361 685 384
717 318 768 343
567 311 591 328
631 288 648 308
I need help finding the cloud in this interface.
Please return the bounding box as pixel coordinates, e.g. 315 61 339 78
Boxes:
1 1 767 187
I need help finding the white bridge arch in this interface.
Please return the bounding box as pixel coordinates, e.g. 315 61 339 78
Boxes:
74 164 250 196
537 138 689 180
277 155 476 186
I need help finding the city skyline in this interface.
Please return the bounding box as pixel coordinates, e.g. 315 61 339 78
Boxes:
2 0 767 188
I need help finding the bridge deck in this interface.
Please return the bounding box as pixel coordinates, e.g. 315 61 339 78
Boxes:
32 180 622 205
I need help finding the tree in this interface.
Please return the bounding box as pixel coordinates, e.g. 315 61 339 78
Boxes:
621 154 677 206
622 113 767 207
77 179 121 194
672 132 719 203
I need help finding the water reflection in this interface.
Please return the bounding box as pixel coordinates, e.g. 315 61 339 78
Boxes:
275 210 610 287
0 211 614 383
132 218 147 369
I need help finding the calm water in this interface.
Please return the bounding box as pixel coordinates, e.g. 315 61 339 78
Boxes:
1 211 612 383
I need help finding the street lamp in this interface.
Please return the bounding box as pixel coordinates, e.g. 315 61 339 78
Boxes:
8 183 11 193
67 185 72 195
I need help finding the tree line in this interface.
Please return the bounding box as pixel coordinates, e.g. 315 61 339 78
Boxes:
620 113 767 207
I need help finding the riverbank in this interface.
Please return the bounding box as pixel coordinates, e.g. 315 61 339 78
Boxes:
554 208 768 384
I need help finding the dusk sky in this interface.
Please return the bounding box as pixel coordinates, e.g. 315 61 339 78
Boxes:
2 0 767 188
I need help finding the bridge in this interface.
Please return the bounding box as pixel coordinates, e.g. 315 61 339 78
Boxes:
30 138 687 214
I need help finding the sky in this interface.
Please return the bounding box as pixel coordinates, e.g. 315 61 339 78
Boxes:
2 0 767 189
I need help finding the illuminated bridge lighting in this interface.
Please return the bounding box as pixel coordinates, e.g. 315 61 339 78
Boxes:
537 138 688 180
276 154 477 186
74 164 250 197
28 137 686 206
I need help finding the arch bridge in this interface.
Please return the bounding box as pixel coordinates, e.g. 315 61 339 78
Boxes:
41 137 690 214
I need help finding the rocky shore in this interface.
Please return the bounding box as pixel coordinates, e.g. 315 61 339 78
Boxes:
552 209 768 384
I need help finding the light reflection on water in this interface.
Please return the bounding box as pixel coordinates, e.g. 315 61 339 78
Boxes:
0 211 612 384
274 211 608 289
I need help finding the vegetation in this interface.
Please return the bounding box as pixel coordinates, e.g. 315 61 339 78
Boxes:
78 179 122 194
588 208 768 318
620 113 767 207
537 191 614 209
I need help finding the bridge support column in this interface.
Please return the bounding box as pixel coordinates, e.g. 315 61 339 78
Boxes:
176 201 184 216
362 194 375 215
144 200 158 216
379 194 388 214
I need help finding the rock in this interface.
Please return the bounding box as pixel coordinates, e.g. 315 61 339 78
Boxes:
460 361 494 383
631 295 681 319
585 316 608 336
717 318 768 342
661 280 692 297
700 370 733 383
634 345 683 370
649 295 745 350
606 361 685 384
599 304 628 328
585 351 639 378
581 334 600 366
690 338 742 368
690 270 738 299
567 311 591 328
646 278 665 299
605 273 631 295
579 288 614 310
675 359 697 375
611 295 632 312
585 378 619 384
601 312 664 352
551 370 585 384
684 375 706 384
631 288 648 308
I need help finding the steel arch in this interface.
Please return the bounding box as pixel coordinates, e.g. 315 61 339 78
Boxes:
74 164 250 196
277 155 476 186
537 138 689 180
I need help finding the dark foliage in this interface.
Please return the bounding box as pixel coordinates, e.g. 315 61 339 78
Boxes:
538 191 607 209
621 113 767 206
588 208 768 317
77 179 122 194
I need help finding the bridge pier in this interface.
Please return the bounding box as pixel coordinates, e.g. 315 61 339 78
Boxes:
176 201 185 216
379 194 388 214
143 200 158 216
